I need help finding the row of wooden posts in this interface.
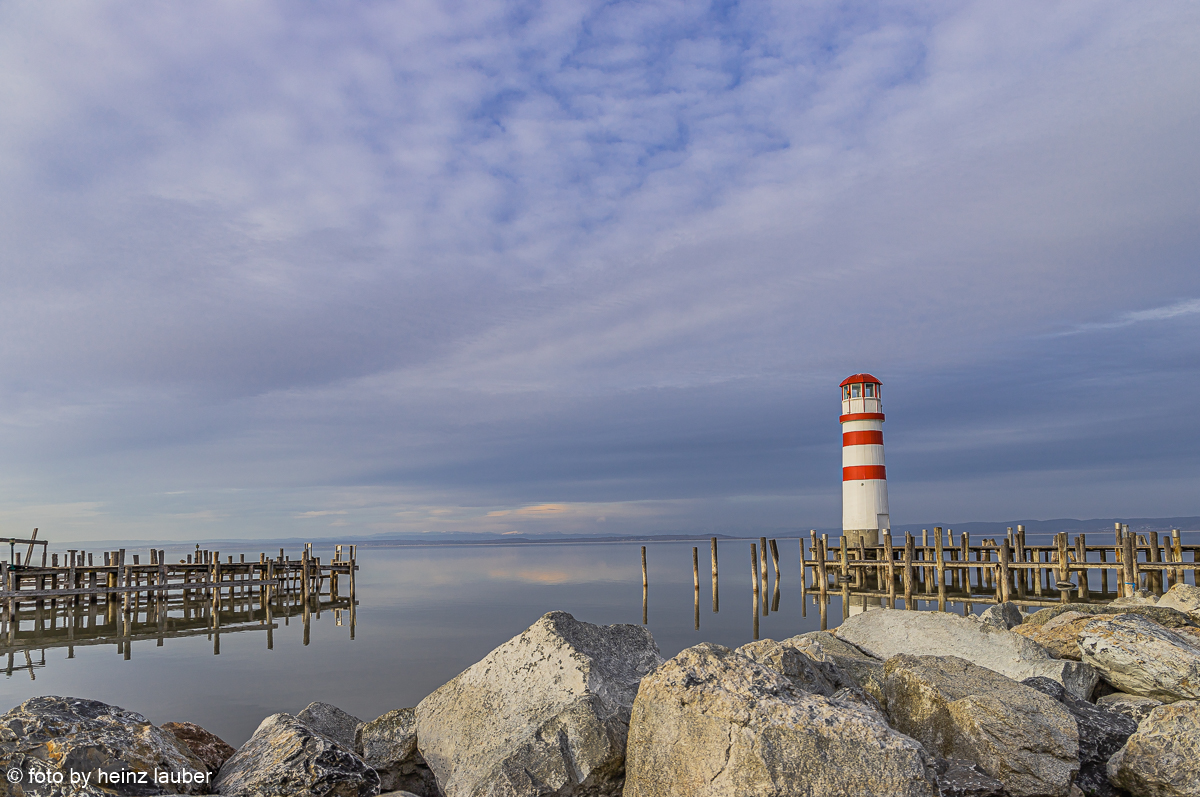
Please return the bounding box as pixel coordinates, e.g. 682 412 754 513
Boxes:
639 524 1199 626
0 538 359 654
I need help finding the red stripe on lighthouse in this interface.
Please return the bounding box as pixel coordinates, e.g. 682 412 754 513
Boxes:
839 412 885 423
843 465 887 481
842 430 884 447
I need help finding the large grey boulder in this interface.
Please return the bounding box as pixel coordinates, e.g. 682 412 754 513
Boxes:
1025 602 1194 629
933 758 1006 797
1096 693 1163 725
414 611 661 797
784 630 887 704
213 712 380 797
297 701 363 751
1078 614 1200 702
1158 583 1200 620
1012 612 1098 660
1022 676 1137 797
977 601 1024 630
883 655 1079 797
358 708 438 796
0 696 210 795
623 642 938 797
834 608 1099 700
1107 700 1200 797
737 637 884 716
161 720 236 774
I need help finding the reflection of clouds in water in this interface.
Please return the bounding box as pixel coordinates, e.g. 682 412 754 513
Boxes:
490 568 570 584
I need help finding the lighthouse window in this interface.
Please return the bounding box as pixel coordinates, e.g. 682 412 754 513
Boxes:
864 384 874 397
851 384 861 398
842 386 850 400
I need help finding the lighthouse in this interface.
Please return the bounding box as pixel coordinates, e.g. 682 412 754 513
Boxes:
841 373 889 547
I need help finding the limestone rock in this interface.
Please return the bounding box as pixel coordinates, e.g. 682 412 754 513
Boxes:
977 601 1024 630
1022 676 1136 797
414 611 661 797
358 708 438 796
161 720 236 774
1024 604 1111 626
1011 612 1099 660
1158 583 1200 620
1024 602 1193 629
623 642 938 797
784 630 887 704
883 654 1079 797
213 712 380 797
933 758 1005 797
1107 700 1200 797
297 701 363 751
1096 693 1164 725
1111 593 1158 606
834 608 1099 700
0 696 210 795
735 638 837 696
1078 614 1200 702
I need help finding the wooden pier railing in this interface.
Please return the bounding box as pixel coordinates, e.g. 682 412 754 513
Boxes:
0 542 359 656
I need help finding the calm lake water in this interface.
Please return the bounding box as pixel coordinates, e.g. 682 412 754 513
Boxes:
1 534 1194 745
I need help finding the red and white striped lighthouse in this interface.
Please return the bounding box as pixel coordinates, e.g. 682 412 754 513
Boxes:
841 373 889 547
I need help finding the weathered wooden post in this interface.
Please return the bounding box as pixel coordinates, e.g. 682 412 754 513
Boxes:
759 537 769 593
903 533 914 609
693 547 700 630
1148 531 1163 595
817 536 828 600
641 546 647 590
1076 534 1090 601
935 527 946 607
884 531 895 607
1122 529 1137 597
999 540 1012 603
799 539 807 606
769 539 780 584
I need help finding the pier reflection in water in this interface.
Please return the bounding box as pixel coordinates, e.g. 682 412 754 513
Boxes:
1 544 358 678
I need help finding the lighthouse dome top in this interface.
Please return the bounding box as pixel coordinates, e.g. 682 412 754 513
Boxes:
840 373 881 387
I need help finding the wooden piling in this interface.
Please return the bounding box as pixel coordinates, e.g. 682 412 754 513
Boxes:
884 531 895 607
759 537 769 592
751 544 760 595
903 533 914 609
641 547 648 590
711 537 719 613
769 539 780 584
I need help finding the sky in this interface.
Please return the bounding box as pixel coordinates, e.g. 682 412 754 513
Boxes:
1 1 1198 543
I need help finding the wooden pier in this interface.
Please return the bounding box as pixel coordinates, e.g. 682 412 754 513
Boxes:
795 524 1198 616
0 538 359 663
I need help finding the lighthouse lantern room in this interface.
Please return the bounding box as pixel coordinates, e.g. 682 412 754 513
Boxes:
841 373 889 547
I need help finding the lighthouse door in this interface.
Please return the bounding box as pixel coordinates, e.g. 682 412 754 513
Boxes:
877 513 890 531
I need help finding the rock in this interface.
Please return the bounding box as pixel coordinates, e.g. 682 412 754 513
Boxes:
161 720 236 774
414 611 661 797
977 601 1024 630
1107 700 1200 797
1096 693 1164 725
1011 612 1099 660
623 642 938 797
380 792 424 797
1111 593 1158 606
358 707 438 796
883 654 1079 797
1078 614 1200 702
834 608 1099 700
1022 676 1137 797
1025 602 1194 629
1024 604 1112 626
933 758 1006 797
0 696 210 795
213 712 380 797
1158 583 1200 619
297 701 362 751
784 630 888 704
735 638 838 696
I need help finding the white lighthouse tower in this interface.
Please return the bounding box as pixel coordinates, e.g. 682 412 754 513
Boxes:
841 373 889 547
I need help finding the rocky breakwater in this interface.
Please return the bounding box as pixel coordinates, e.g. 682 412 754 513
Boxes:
4 594 1200 797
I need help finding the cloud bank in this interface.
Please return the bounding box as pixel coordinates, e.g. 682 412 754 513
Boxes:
1 1 1198 541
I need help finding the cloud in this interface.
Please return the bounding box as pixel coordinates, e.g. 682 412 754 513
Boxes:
0 1 1198 541
1055 298 1200 336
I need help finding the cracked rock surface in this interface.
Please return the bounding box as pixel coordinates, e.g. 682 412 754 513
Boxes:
1107 700 1200 797
0 695 209 796
623 642 937 797
414 611 661 797
1078 614 1200 703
